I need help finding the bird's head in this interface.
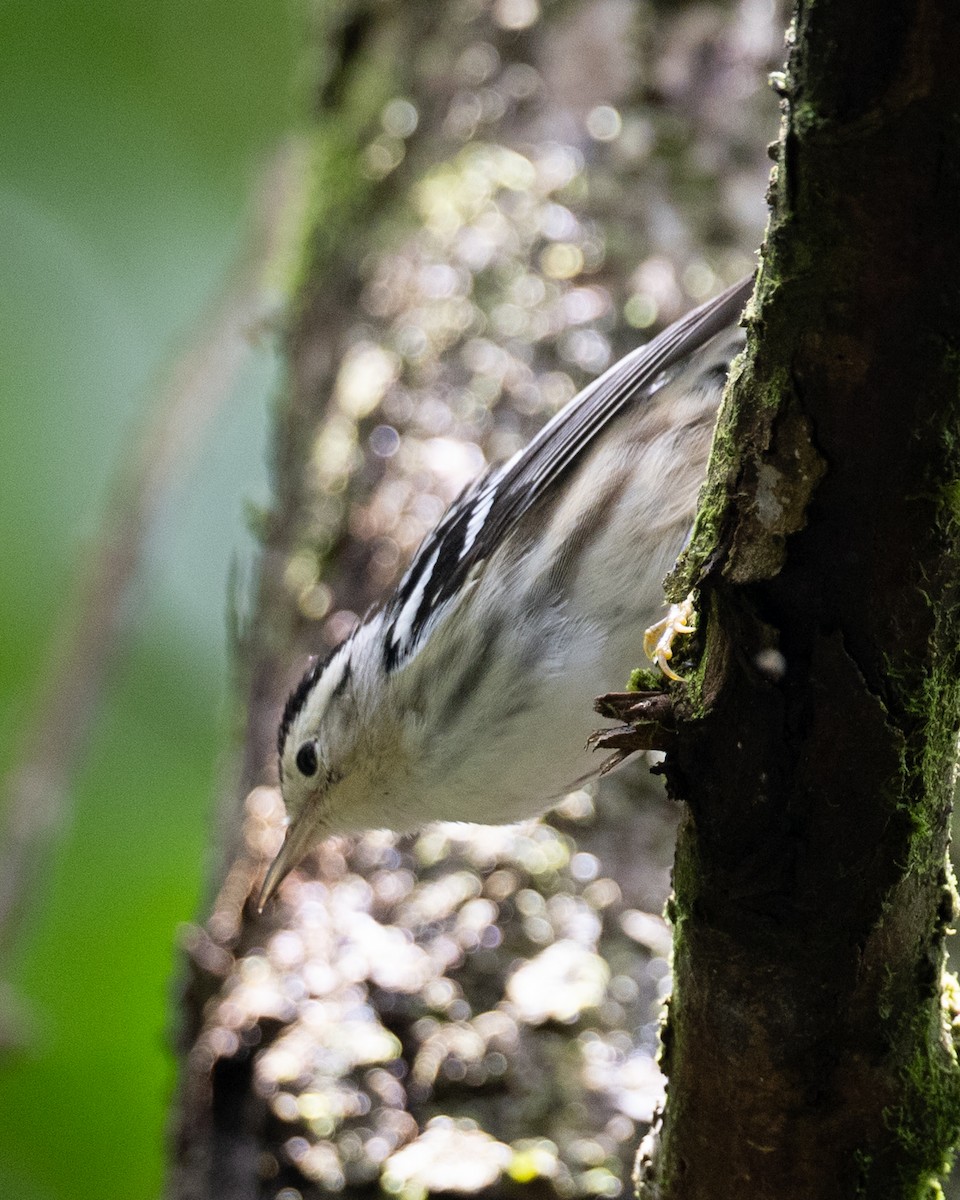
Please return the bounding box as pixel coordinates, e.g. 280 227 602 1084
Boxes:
258 625 410 909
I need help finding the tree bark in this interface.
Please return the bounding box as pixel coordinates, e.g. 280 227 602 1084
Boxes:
644 4 960 1197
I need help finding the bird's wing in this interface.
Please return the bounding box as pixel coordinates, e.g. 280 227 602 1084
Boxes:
383 275 753 668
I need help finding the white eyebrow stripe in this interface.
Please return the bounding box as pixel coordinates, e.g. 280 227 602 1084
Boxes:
300 650 350 731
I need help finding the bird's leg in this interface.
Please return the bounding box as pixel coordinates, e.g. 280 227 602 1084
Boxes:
587 593 699 773
643 593 697 681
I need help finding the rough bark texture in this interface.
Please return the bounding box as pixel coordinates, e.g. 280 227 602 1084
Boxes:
644 3 960 1198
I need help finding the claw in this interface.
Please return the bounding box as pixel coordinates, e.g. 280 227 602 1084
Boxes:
643 594 697 681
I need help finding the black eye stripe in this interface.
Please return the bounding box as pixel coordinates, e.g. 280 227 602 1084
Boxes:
295 741 319 777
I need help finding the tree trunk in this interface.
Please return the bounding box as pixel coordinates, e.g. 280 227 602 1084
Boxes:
644 4 960 1197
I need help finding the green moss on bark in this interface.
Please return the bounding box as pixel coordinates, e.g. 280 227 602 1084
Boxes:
644 2 960 1196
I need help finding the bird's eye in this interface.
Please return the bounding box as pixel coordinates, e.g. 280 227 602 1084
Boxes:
295 741 319 777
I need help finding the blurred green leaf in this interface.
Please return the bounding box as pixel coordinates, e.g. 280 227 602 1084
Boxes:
0 2 297 1196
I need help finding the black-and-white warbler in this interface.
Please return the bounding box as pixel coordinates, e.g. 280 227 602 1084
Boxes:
259 276 752 906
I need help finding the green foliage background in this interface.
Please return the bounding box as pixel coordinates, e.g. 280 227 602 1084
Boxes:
0 2 298 1195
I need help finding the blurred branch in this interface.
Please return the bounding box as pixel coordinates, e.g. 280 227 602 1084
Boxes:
0 146 299 1000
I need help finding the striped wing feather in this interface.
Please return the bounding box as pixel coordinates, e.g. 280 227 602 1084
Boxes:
383 275 753 668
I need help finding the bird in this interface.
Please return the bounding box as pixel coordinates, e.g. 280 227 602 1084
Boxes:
259 275 752 908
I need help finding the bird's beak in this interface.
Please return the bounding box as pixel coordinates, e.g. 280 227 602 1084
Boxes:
256 809 321 912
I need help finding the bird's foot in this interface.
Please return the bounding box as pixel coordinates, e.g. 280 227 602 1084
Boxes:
643 594 697 681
